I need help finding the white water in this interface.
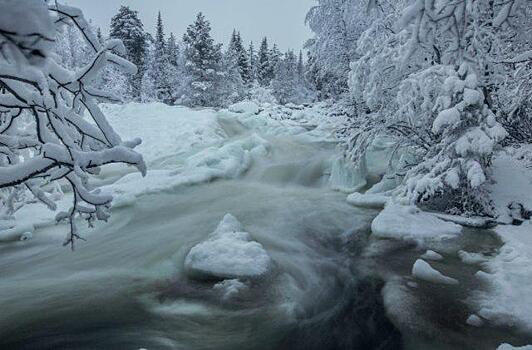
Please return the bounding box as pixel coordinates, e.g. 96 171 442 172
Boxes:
0 112 527 349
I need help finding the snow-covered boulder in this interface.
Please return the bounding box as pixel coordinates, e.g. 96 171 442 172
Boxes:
184 214 273 280
421 250 443 261
497 344 532 350
412 259 458 285
228 101 260 114
347 192 389 209
371 204 462 243
213 279 248 300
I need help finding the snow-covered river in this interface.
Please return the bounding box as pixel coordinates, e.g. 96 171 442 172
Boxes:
0 104 527 349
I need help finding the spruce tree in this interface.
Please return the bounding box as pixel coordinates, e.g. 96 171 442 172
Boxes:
153 12 172 103
257 37 272 86
167 32 179 67
182 12 224 106
109 6 147 100
227 30 252 85
248 41 257 82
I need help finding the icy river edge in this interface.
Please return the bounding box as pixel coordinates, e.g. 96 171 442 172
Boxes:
0 102 531 349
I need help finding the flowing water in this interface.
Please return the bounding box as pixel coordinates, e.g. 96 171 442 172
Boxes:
0 115 527 349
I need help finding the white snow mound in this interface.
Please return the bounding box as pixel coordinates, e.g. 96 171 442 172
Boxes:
184 214 273 280
371 204 462 243
347 192 388 209
412 259 458 285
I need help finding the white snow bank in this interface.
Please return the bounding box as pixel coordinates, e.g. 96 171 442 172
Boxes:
347 192 388 209
371 204 462 243
412 259 458 285
103 103 225 167
474 221 532 333
103 134 269 201
489 148 532 223
228 101 260 114
184 214 273 280
497 344 532 350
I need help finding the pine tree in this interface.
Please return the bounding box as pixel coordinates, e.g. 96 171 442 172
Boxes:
227 30 252 85
257 37 272 86
271 50 315 105
182 12 224 106
167 32 179 67
248 41 258 82
153 12 172 103
109 6 147 100
297 50 305 79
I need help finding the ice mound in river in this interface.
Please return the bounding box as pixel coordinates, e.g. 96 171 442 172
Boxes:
185 214 273 280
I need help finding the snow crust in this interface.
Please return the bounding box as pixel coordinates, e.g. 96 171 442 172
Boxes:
412 259 458 285
371 204 462 243
184 214 273 280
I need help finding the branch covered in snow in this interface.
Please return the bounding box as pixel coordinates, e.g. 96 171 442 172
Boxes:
0 0 145 247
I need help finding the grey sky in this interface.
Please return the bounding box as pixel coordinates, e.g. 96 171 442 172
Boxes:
64 0 317 52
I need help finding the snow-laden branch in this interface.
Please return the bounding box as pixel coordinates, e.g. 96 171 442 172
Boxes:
0 0 145 247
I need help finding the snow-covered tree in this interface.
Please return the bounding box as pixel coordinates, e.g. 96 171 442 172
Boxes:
227 30 252 85
167 32 179 67
340 0 532 215
109 5 147 100
151 12 172 103
271 51 315 105
305 0 370 98
181 13 224 107
0 0 145 246
248 41 258 83
257 37 273 86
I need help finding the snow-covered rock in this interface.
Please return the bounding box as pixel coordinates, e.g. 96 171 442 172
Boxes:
497 344 532 350
466 314 484 327
213 279 248 300
421 250 443 261
228 101 260 114
371 204 462 243
0 224 34 243
347 192 388 209
412 259 458 285
184 214 273 280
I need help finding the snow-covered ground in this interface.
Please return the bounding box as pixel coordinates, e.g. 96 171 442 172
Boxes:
4 101 343 241
471 146 532 335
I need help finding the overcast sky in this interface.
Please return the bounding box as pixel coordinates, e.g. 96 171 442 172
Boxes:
64 0 316 52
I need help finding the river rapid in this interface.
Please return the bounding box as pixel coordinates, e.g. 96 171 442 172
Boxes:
0 110 526 350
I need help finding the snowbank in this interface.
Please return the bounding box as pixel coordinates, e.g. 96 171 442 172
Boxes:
473 221 532 333
489 148 532 223
412 259 458 285
103 103 225 167
102 134 269 201
184 214 273 280
371 204 462 243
